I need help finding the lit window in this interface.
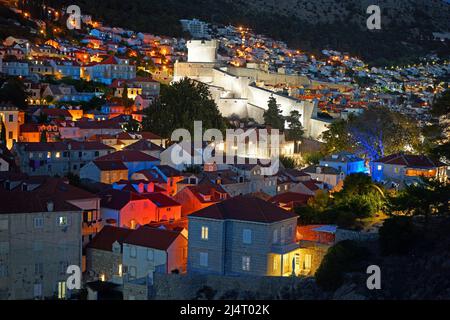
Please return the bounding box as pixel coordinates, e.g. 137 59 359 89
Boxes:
273 257 278 271
303 254 312 270
243 229 252 244
99 274 106 282
56 152 61 158
118 264 123 277
58 281 66 299
47 152 51 159
377 165 382 171
201 226 209 240
242 256 251 271
57 216 68 226
199 252 208 267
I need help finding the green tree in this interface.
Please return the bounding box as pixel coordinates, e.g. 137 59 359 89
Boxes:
302 151 324 165
40 130 47 143
423 90 450 162
123 119 141 133
315 240 369 291
280 156 297 169
0 78 29 109
333 173 385 219
142 78 226 138
285 110 304 142
321 119 353 155
379 216 417 255
263 97 285 130
387 178 450 225
321 107 422 160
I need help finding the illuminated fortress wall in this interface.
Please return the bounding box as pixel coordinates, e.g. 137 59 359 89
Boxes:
173 40 332 139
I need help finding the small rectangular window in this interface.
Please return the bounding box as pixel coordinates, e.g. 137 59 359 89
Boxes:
33 283 42 298
57 216 68 226
128 266 137 279
0 219 8 231
201 226 209 240
34 263 43 275
0 264 7 278
130 246 137 258
58 281 66 299
34 217 44 228
242 256 251 271
199 252 208 267
243 229 252 244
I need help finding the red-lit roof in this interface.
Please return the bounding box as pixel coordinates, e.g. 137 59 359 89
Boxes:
123 226 183 250
143 192 180 208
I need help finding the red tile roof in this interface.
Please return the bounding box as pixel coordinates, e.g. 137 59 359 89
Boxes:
187 183 229 204
87 225 133 252
123 226 183 251
33 177 99 201
17 141 114 152
0 190 80 214
20 123 40 133
124 139 164 152
93 160 128 171
99 188 147 210
300 180 321 192
375 153 446 168
98 55 118 65
95 150 159 162
190 196 298 223
297 225 335 244
140 131 163 140
41 108 72 118
143 192 180 208
269 192 313 206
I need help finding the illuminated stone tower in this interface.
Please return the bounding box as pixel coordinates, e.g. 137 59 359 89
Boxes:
186 39 218 63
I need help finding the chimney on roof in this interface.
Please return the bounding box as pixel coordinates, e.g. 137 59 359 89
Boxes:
46 201 54 212
215 173 222 185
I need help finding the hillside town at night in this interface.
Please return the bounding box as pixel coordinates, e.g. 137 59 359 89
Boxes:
0 0 449 304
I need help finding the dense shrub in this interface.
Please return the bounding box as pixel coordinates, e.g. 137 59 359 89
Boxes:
379 216 417 255
315 240 369 291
